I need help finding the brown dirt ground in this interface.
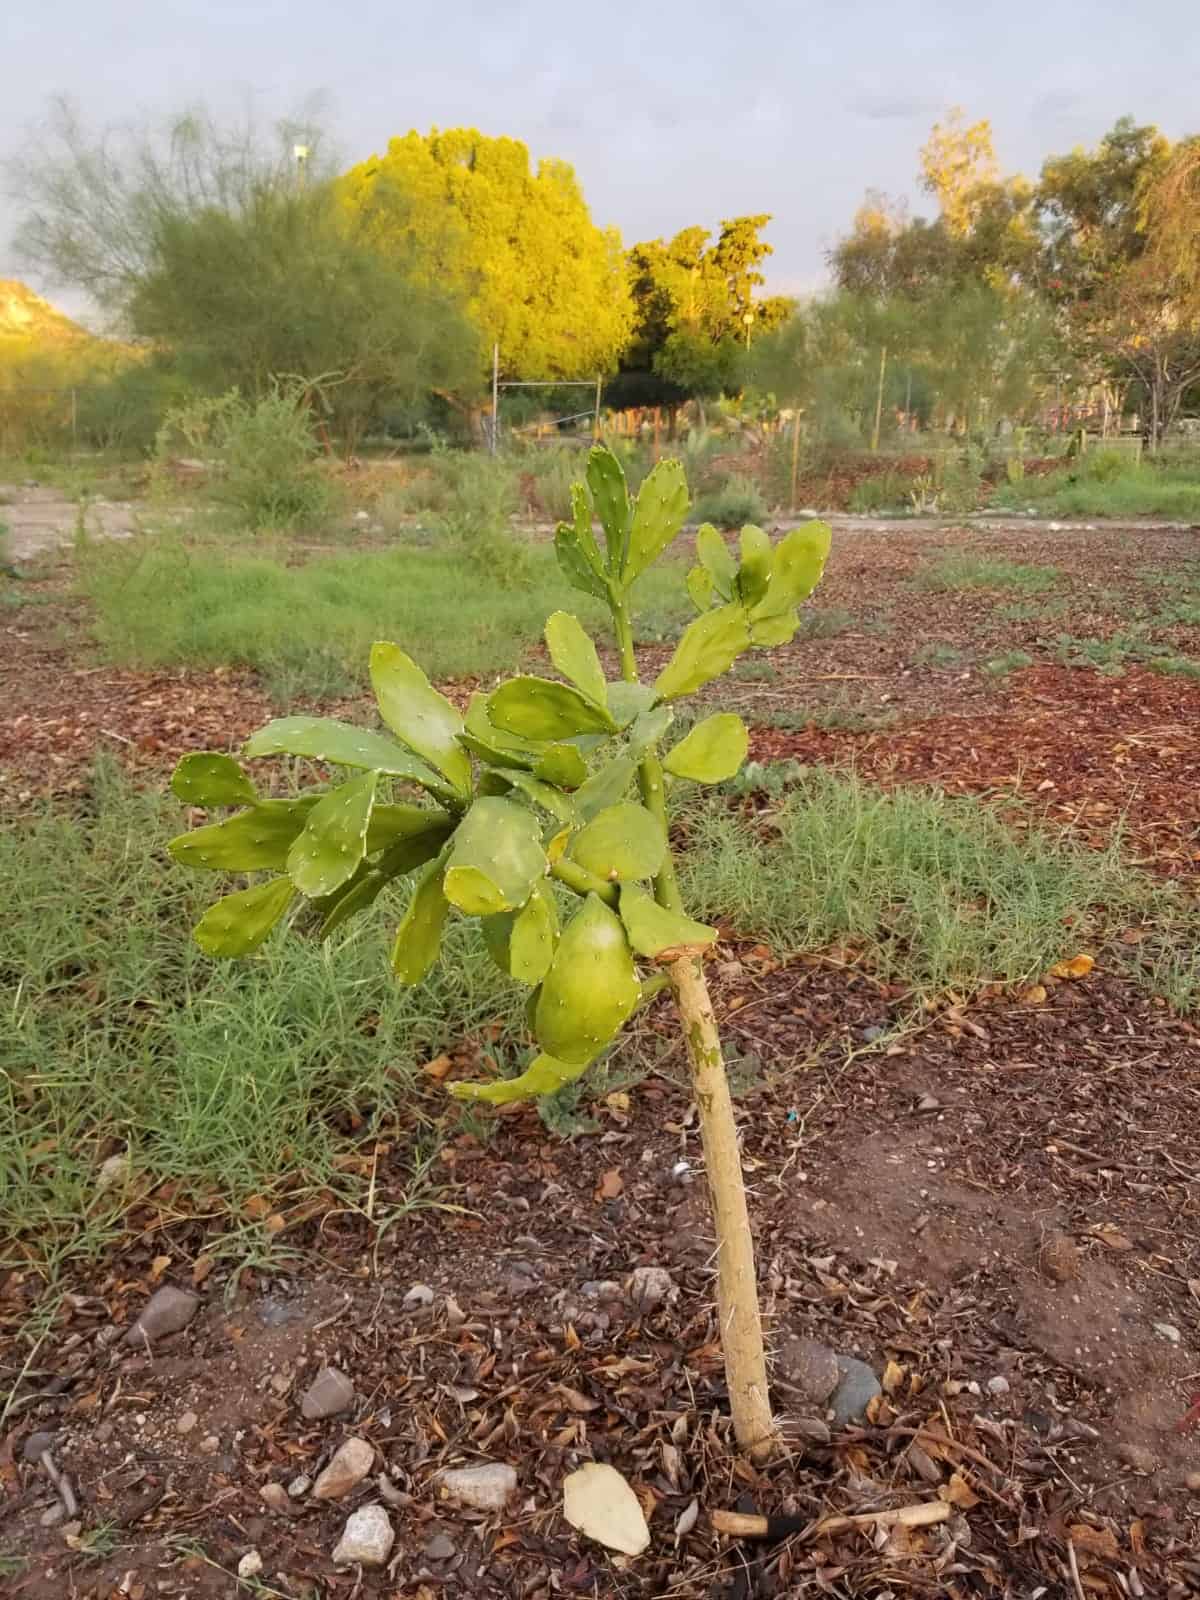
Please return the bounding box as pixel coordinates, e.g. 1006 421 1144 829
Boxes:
3 519 1200 1596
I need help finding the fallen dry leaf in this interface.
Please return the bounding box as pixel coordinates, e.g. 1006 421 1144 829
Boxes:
596 1168 624 1201
422 1053 453 1081
939 1472 981 1510
1068 1523 1121 1564
148 1254 171 1283
1022 984 1047 1005
1050 953 1095 980
882 1359 905 1395
563 1462 650 1556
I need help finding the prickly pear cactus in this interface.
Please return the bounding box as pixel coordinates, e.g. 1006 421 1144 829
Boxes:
168 445 831 1103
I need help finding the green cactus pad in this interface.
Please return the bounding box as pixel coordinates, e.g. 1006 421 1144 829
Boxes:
554 519 609 601
545 611 608 708
318 819 455 939
442 797 547 916
573 755 637 821
481 883 558 985
626 458 689 581
535 893 640 1065
390 855 450 984
532 743 589 789
169 797 319 872
448 1051 588 1104
686 565 715 613
244 716 450 796
618 882 717 959
750 610 800 647
735 525 773 609
171 752 257 808
365 803 453 855
568 801 667 883
193 876 295 957
696 523 736 598
287 771 379 899
492 769 576 824
751 520 832 619
627 705 674 755
586 445 631 572
487 677 616 741
663 712 749 783
605 681 657 729
369 642 472 798
652 604 751 702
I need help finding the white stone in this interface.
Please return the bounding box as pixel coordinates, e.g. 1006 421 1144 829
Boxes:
438 1462 517 1511
237 1551 263 1579
333 1503 394 1567
1154 1322 1182 1345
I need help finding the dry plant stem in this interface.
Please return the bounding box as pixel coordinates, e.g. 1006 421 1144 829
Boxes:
669 951 777 1461
611 589 777 1461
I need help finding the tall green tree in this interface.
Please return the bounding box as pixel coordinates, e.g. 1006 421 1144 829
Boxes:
340 129 633 382
617 216 792 418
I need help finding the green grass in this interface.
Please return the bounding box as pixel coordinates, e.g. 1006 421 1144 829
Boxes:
914 641 966 668
983 649 1034 676
917 551 1060 594
0 761 529 1280
77 532 691 698
993 459 1200 520
683 767 1199 1005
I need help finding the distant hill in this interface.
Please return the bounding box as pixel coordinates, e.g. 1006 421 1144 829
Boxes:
0 280 92 348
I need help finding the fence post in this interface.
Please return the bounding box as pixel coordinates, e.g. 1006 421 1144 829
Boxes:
789 410 801 510
491 344 499 454
593 375 602 441
870 345 888 454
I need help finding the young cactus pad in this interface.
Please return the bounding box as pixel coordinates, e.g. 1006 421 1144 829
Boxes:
169 445 830 1104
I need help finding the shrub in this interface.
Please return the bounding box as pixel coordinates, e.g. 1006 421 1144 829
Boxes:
428 448 530 586
694 473 767 529
154 381 334 530
848 471 909 513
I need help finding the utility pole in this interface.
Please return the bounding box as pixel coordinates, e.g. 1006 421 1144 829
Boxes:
491 344 500 454
870 345 888 454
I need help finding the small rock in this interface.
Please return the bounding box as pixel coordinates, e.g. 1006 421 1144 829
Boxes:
199 1435 220 1455
861 1024 885 1043
915 1093 941 1113
354 509 370 523
423 1532 457 1561
312 1437 375 1501
987 1376 1011 1396
260 1483 293 1513
580 1280 623 1302
403 1283 434 1309
123 1285 200 1345
301 1366 355 1420
906 1441 942 1483
788 1416 832 1447
1040 1232 1080 1284
237 1551 263 1579
830 1356 882 1427
777 1337 840 1406
1185 1471 1200 1493
176 1410 198 1435
22 1430 57 1464
716 960 745 981
287 1473 312 1498
1153 1322 1182 1345
333 1503 394 1567
627 1266 674 1314
95 1152 130 1193
438 1462 518 1511
444 1295 466 1327
268 1371 291 1395
40 1503 66 1528
1116 1442 1158 1475
376 1471 409 1508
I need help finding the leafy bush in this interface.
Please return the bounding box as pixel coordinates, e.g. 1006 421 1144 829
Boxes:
847 471 909 513
938 445 986 514
428 448 530 586
527 448 582 522
154 381 334 530
1076 448 1133 484
694 473 767 528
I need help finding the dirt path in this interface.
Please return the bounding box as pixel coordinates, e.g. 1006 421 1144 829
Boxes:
1 482 139 560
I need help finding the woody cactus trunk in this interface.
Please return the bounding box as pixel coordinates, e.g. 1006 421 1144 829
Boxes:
169 446 830 1460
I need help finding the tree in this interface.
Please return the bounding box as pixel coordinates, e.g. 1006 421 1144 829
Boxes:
620 216 792 418
128 184 477 447
920 108 1000 238
340 129 633 382
7 100 478 445
169 445 833 1461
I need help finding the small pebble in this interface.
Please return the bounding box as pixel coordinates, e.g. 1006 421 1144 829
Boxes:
123 1285 199 1346
312 1437 374 1500
40 1503 66 1528
403 1283 435 1308
199 1435 220 1455
1185 1471 1200 1493
423 1532 457 1561
288 1473 312 1498
301 1366 355 1420
22 1430 56 1464
987 1376 1011 1396
438 1462 517 1511
627 1266 674 1314
260 1483 292 1513
333 1503 394 1567
1153 1322 1182 1345
237 1551 263 1579
1116 1442 1158 1475
176 1410 198 1435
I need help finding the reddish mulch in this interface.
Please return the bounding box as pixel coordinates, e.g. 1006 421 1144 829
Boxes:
3 956 1199 1596
750 663 1200 876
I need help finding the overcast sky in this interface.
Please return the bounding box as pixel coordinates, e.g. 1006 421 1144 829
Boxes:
4 0 1199 312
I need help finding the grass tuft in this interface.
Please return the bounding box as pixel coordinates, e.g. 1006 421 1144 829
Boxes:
917 551 1060 594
